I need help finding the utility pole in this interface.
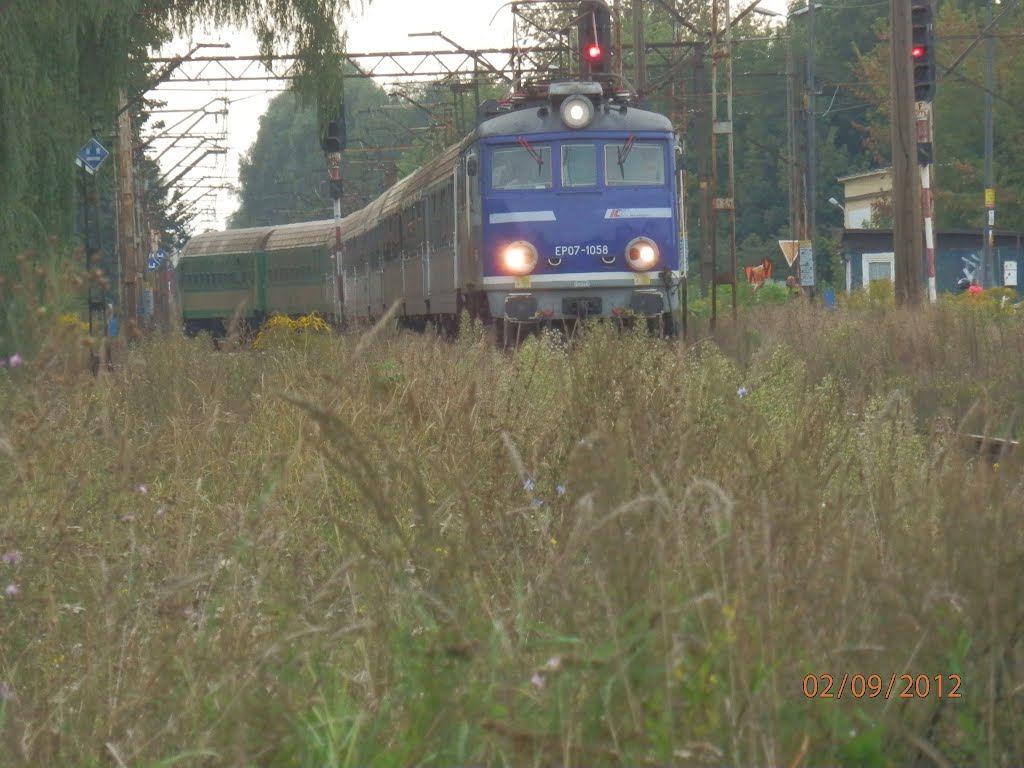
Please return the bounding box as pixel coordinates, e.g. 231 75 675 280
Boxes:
707 0 738 328
786 28 802 250
117 90 140 331
804 0 817 294
983 0 995 287
633 0 646 97
709 0 719 329
613 0 623 80
890 0 924 306
695 42 714 300
721 0 738 321
670 10 690 336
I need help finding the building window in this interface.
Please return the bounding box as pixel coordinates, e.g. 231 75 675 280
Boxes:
848 204 873 229
862 252 894 287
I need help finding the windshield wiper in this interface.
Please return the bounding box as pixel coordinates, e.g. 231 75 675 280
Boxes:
517 136 545 173
616 135 636 178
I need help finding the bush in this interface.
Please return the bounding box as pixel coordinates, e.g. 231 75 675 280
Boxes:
251 312 332 350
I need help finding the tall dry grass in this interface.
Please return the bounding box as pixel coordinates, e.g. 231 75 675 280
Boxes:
1 283 1023 767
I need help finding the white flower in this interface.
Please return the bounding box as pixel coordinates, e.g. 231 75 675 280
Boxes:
1 550 23 567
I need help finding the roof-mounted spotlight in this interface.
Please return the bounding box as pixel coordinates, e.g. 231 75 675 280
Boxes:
560 94 595 129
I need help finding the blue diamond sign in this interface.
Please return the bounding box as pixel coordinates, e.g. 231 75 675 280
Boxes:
154 249 167 262
147 256 159 271
75 138 109 174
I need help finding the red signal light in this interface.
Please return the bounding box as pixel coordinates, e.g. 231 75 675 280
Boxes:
912 46 924 58
587 44 602 59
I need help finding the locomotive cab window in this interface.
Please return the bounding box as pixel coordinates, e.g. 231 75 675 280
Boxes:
604 142 665 186
491 144 552 190
561 144 596 187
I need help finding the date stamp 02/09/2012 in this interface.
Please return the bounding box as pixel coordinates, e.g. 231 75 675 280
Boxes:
803 674 963 700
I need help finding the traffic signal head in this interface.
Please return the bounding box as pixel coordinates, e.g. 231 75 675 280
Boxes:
577 1 612 77
320 103 348 153
911 0 936 102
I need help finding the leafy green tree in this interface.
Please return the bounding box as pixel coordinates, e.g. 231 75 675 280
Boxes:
1 0 356 265
230 70 420 226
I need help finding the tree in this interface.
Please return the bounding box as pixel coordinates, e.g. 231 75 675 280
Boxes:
230 70 420 227
0 0 357 265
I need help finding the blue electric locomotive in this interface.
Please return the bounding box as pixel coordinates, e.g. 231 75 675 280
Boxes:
339 79 683 340
477 82 680 336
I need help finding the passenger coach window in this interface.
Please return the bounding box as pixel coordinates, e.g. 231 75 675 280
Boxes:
561 144 596 187
604 142 665 186
491 144 552 190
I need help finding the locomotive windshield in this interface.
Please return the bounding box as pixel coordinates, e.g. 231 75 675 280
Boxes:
605 141 665 186
491 143 553 190
489 139 666 189
561 144 597 187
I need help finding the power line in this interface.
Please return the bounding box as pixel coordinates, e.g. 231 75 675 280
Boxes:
940 0 1019 80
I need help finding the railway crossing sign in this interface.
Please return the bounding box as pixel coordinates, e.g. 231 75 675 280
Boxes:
75 138 109 175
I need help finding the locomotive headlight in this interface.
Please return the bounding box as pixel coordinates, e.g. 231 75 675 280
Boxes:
501 241 538 275
560 95 594 130
625 237 660 271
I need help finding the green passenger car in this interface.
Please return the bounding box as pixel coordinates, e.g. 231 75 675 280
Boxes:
262 220 340 320
177 220 344 336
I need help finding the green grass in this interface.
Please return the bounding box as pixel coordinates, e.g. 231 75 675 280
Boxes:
2 263 1024 766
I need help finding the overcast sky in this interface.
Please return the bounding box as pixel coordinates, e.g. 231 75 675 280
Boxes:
144 0 790 236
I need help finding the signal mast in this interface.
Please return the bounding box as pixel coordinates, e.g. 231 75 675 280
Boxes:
491 0 634 115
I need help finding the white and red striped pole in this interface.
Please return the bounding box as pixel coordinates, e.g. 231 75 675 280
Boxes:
322 104 347 326
327 150 344 323
916 100 937 302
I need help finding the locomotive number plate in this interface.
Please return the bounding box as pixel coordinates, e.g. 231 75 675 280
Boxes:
553 244 611 257
514 277 532 288
634 274 652 286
